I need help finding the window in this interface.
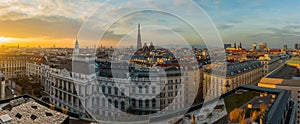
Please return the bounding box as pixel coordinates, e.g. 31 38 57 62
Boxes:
139 86 142 93
132 99 136 107
185 77 188 81
114 87 118 95
152 87 156 94
108 87 111 94
152 99 156 107
145 100 149 107
139 100 143 107
121 101 125 110
168 92 173 97
114 100 118 108
145 86 149 93
108 99 112 108
121 88 125 96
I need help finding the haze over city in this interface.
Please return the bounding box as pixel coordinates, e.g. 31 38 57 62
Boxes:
0 0 300 48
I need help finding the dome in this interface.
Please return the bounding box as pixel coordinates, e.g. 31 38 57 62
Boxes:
149 42 155 51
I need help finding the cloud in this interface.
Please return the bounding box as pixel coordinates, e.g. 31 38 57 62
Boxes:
0 16 81 39
284 25 300 30
0 11 28 21
0 0 101 21
265 26 300 36
217 24 234 30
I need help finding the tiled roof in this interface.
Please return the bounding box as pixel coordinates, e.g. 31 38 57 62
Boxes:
28 56 47 64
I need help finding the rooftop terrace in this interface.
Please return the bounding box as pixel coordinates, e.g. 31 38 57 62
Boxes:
0 97 68 124
178 85 292 124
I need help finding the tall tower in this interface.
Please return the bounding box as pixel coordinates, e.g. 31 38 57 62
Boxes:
239 42 242 49
74 37 79 55
283 41 287 50
137 24 142 50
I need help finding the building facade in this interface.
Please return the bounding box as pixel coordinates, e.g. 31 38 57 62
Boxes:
49 55 96 118
96 65 186 119
258 54 283 76
0 55 28 79
203 60 263 100
26 55 47 83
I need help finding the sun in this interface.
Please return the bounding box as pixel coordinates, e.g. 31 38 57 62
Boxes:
0 37 19 43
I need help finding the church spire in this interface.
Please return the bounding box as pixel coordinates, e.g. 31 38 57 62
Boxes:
74 36 79 55
75 36 79 49
137 24 142 50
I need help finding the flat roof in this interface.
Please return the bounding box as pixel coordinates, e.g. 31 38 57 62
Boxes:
259 78 300 87
0 97 68 124
268 64 299 79
286 57 300 65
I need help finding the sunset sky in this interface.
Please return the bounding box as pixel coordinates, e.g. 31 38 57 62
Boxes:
1 0 300 48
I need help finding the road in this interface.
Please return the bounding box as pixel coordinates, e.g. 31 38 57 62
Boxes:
5 86 17 99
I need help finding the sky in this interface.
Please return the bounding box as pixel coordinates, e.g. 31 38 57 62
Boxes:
0 0 300 48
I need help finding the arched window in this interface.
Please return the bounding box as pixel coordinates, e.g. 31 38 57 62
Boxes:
152 87 156 94
121 101 125 111
152 99 156 107
108 87 111 94
114 87 118 95
132 99 136 107
114 100 119 109
139 99 143 107
108 99 112 108
145 99 149 107
102 86 105 94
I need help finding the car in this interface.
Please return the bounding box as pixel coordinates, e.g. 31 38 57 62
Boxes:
11 89 15 95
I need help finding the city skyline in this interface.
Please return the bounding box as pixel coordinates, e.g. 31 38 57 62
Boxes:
0 0 300 48
0 1 299 123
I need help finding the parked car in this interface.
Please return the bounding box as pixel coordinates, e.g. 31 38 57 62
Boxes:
11 89 15 95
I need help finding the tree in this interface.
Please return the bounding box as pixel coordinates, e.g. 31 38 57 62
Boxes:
230 108 243 121
240 112 247 124
260 104 267 113
251 110 259 122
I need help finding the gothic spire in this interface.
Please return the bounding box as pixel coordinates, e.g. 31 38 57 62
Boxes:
137 24 142 50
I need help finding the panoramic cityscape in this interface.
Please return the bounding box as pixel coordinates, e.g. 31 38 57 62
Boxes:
1 0 300 124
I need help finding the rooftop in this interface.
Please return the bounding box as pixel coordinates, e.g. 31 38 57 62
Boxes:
286 57 300 66
204 60 262 77
179 85 292 124
259 77 300 87
0 97 68 124
27 55 47 65
268 64 300 79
